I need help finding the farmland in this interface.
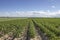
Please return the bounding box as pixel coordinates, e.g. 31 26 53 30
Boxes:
0 18 60 40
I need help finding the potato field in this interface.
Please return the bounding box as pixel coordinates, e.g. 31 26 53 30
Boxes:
0 18 60 40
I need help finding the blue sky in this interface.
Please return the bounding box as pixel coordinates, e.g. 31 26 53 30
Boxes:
0 0 60 17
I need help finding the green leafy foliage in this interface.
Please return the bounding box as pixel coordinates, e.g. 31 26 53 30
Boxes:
28 21 36 38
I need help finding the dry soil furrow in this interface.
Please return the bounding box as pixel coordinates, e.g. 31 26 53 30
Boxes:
25 22 30 40
30 27 42 40
27 21 42 40
32 20 48 40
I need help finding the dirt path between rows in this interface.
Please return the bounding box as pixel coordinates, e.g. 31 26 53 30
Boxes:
26 20 42 40
32 20 49 40
30 26 42 40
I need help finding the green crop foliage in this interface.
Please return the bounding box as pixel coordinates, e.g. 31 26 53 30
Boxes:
0 18 60 40
0 18 28 38
33 18 60 40
28 21 36 38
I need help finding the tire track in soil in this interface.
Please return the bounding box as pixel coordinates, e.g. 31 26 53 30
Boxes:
32 20 49 40
34 26 42 40
26 22 30 40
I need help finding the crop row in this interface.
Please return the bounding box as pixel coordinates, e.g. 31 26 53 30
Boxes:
33 18 60 40
28 20 36 38
0 19 28 38
0 18 37 40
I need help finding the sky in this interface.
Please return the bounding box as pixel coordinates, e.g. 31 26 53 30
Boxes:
0 0 60 17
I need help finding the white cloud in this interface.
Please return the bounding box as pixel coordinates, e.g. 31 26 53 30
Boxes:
0 10 60 17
